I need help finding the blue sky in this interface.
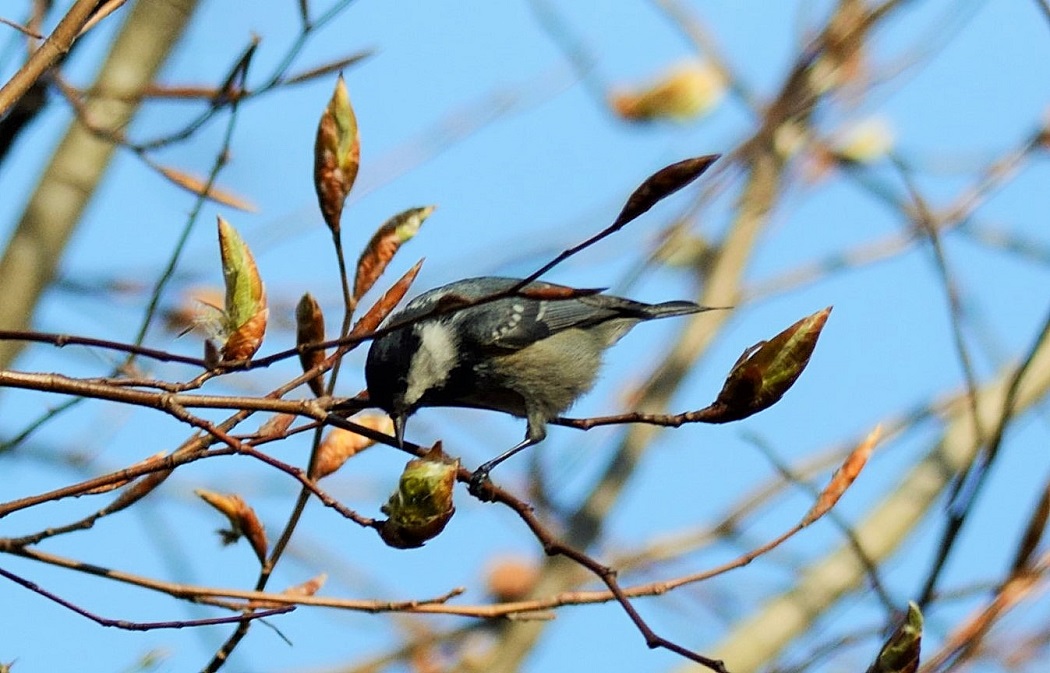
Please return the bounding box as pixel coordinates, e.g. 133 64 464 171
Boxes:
2 1 1049 672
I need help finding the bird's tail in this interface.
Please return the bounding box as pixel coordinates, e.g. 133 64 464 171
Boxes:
643 300 723 319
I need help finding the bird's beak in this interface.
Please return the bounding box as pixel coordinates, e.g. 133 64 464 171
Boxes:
393 414 406 448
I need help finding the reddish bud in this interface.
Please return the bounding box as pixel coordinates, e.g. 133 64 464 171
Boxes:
295 293 327 396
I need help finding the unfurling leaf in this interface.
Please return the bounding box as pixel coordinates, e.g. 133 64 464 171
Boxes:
865 602 923 673
217 217 268 361
803 425 880 525
350 259 424 337
354 206 435 303
613 155 719 229
156 164 256 212
295 293 327 396
376 444 459 549
610 61 727 123
196 489 269 564
707 307 832 422
310 415 394 479
314 73 360 233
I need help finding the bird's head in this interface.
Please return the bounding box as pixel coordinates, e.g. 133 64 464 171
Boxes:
365 320 461 447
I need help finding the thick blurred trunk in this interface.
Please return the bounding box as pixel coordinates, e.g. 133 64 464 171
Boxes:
0 0 198 369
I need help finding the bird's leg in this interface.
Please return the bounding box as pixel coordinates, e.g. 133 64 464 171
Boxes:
468 423 546 499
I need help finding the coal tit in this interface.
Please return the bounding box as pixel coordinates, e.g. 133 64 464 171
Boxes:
365 276 713 491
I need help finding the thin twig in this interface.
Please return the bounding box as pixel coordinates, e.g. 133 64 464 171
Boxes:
0 0 100 116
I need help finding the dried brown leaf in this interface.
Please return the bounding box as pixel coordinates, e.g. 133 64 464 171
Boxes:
803 425 880 525
196 489 269 564
108 465 174 512
156 164 256 212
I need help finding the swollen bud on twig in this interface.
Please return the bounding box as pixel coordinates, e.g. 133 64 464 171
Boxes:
613 154 720 229
523 154 718 283
354 205 435 304
216 217 268 361
295 293 327 396
865 602 923 673
376 444 459 549
314 73 360 233
195 489 269 564
706 307 831 422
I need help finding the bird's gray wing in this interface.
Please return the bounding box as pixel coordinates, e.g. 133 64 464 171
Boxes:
457 295 625 351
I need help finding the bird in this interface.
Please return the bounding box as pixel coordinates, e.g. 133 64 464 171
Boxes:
365 276 715 492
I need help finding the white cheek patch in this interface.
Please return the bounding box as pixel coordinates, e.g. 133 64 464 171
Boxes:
404 322 458 405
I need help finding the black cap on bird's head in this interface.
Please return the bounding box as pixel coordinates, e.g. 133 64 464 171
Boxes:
365 329 415 447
